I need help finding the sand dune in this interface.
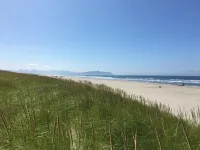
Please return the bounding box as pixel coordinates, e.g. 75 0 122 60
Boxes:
65 76 200 115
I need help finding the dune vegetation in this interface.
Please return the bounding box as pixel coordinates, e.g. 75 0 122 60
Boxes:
0 71 200 150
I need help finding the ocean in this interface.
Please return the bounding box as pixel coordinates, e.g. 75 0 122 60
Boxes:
80 75 200 86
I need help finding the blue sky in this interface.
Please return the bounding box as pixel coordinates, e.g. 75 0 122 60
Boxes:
0 0 200 75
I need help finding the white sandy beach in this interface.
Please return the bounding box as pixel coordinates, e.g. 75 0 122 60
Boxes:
64 76 200 116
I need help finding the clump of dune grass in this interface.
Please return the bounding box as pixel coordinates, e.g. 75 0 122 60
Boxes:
0 70 200 149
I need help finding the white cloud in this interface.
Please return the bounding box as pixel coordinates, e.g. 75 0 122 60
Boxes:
29 64 54 70
29 64 39 66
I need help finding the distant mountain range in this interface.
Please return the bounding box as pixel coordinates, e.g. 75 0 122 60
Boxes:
16 69 113 76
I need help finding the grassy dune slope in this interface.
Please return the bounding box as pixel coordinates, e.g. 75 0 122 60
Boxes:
0 71 200 149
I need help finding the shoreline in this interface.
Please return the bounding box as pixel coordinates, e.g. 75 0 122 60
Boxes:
78 76 200 88
78 76 200 87
64 76 200 116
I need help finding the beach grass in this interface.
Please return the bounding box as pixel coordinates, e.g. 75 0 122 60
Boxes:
0 70 200 149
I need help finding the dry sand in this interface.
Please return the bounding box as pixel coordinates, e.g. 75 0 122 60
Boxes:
64 76 200 115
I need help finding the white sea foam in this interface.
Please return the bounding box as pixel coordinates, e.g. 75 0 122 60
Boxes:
80 76 115 80
79 76 200 86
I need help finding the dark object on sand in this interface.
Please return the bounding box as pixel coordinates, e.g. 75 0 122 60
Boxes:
159 86 162 88
178 83 185 86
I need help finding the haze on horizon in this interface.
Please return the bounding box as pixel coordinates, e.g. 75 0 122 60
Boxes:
0 0 200 75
